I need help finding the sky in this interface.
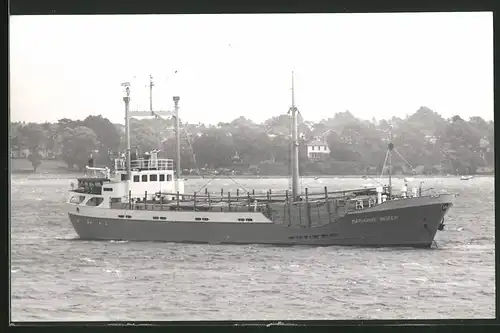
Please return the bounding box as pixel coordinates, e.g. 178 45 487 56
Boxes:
9 12 493 126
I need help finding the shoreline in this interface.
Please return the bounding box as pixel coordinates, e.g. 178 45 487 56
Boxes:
181 174 493 180
10 159 494 178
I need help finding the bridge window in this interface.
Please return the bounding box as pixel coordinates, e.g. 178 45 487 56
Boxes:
86 197 104 206
160 216 167 220
133 175 140 182
245 218 253 221
150 174 158 181
153 216 159 220
167 174 172 181
141 175 148 182
195 217 202 221
159 174 165 181
103 188 113 192
79 181 103 195
70 195 85 204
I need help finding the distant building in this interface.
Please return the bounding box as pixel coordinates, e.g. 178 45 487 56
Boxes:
479 137 490 150
10 147 30 158
10 146 59 159
424 135 437 144
306 140 330 161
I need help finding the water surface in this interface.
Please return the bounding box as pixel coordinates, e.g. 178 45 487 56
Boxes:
10 174 495 320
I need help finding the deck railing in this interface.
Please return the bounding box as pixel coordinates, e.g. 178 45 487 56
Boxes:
114 158 174 171
109 186 380 227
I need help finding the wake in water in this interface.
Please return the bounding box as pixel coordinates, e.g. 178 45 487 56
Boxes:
55 237 129 244
80 257 96 263
55 236 81 241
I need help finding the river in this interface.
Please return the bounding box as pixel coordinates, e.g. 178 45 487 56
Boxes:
10 174 495 321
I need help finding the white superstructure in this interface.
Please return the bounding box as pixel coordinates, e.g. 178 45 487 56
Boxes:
113 156 184 200
68 154 185 212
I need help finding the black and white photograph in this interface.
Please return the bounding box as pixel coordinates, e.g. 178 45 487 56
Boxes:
9 12 494 321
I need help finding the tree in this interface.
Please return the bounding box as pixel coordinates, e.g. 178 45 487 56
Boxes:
192 128 235 168
230 126 272 165
129 119 159 155
265 114 291 136
442 116 483 174
28 151 42 172
8 105 495 176
17 123 45 151
230 116 256 128
162 136 197 170
327 130 363 162
82 115 121 167
61 126 100 171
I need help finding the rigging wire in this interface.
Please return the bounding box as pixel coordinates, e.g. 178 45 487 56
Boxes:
225 174 251 193
296 112 304 194
194 177 217 194
169 77 303 195
393 148 414 171
193 171 251 194
191 119 284 194
181 125 202 177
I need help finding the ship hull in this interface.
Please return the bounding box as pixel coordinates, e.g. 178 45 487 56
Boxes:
67 194 453 248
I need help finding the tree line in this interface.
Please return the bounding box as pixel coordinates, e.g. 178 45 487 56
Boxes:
10 106 494 175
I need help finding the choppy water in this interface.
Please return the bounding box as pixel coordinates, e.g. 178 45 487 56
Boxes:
10 174 495 321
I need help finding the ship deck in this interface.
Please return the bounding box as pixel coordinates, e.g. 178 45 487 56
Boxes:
109 187 381 213
110 200 272 213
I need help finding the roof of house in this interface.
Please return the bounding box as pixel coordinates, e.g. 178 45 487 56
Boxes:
307 140 328 146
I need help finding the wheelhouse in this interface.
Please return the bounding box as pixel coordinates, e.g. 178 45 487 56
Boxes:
73 177 111 195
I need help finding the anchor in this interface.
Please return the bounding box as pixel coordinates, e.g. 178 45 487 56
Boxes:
438 218 445 231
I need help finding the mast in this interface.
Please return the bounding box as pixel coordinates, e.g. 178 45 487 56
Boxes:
290 71 300 201
388 126 393 199
149 75 162 149
173 96 181 190
127 77 178 185
121 82 132 188
149 74 154 112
